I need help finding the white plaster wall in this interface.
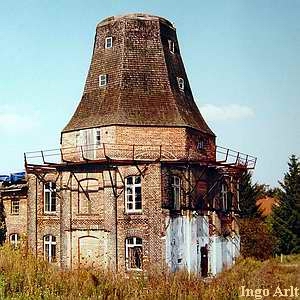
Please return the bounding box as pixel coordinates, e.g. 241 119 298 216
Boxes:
166 214 210 274
209 234 241 276
166 214 240 276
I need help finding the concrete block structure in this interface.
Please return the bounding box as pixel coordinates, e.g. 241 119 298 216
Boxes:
24 14 256 276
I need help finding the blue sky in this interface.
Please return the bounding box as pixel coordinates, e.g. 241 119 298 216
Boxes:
0 1 299 187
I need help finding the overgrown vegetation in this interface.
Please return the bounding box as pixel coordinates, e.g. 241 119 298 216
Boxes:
0 244 298 300
238 170 276 260
238 154 300 259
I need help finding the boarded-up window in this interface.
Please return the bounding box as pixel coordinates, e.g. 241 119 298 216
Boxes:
78 178 99 214
75 129 96 160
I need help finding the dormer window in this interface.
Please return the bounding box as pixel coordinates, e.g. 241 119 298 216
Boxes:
105 37 113 49
168 40 175 53
177 77 184 91
99 74 107 87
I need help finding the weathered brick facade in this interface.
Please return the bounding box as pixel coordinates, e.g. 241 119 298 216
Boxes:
24 14 255 275
0 179 27 246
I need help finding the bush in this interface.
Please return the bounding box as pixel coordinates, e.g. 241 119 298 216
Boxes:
239 218 276 260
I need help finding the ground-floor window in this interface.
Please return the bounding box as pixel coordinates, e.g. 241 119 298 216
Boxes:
44 235 56 262
10 233 20 248
125 237 143 270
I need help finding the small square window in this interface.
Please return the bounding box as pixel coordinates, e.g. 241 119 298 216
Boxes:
177 77 184 91
168 40 175 53
105 37 113 49
99 74 107 87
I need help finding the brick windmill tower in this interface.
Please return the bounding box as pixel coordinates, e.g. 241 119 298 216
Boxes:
25 14 256 275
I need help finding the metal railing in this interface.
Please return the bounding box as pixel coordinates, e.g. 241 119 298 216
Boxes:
24 143 256 169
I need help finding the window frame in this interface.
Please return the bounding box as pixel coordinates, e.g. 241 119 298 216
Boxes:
177 77 184 91
221 183 228 211
44 234 56 263
99 74 107 87
125 176 142 213
11 199 20 215
10 233 20 248
95 129 101 146
105 36 113 49
236 182 240 211
197 139 205 151
44 182 57 213
125 237 143 271
168 39 175 53
171 175 181 210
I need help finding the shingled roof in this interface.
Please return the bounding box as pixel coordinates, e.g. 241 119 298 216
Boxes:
63 14 215 136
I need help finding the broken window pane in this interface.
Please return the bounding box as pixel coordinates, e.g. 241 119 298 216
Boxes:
126 237 143 270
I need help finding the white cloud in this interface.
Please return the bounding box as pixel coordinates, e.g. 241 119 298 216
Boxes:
0 106 38 133
200 104 255 122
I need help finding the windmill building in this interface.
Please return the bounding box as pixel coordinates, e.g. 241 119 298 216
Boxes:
23 14 256 276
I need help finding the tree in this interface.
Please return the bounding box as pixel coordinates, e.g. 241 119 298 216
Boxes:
238 171 276 259
239 171 262 219
239 218 276 260
270 155 300 254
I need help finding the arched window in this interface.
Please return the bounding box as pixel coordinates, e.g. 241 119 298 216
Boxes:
125 176 142 213
44 235 56 262
10 233 20 248
44 182 56 213
125 237 143 270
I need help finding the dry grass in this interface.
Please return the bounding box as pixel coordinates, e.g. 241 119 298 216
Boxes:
0 244 298 299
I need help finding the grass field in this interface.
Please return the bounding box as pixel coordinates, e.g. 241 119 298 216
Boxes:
0 244 299 299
